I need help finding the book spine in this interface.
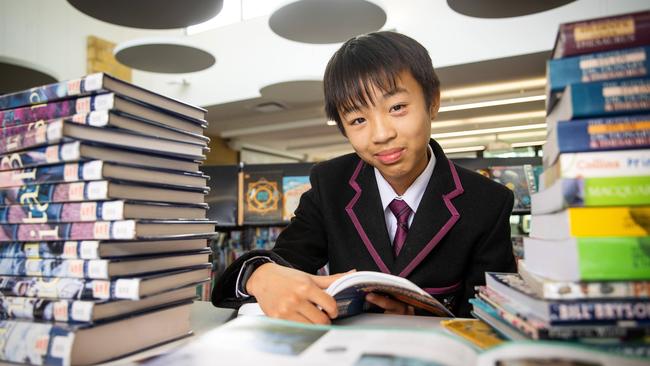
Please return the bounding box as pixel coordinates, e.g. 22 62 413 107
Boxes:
0 275 143 300
562 176 650 207
548 300 650 323
0 141 80 172
542 280 650 300
544 149 650 188
0 160 104 189
0 257 113 279
0 73 104 110
0 296 96 322
0 181 110 206
554 11 650 59
561 206 650 237
548 46 650 94
576 237 650 281
0 201 125 224
0 320 73 365
0 220 135 242
553 115 650 154
0 119 62 155
0 241 102 259
571 78 650 118
0 93 114 128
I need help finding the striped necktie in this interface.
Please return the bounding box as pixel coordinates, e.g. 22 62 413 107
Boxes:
389 198 412 257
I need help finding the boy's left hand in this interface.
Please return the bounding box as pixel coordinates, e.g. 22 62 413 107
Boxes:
365 293 415 315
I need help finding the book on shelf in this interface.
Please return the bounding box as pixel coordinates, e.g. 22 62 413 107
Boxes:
0 159 208 190
0 237 210 259
0 117 207 159
0 200 208 224
147 315 649 366
531 175 650 214
0 250 210 279
0 180 208 206
542 148 650 189
546 77 650 134
0 72 207 121
0 284 198 323
483 272 650 325
486 165 536 212
238 270 453 318
552 10 650 59
0 140 201 173
530 206 650 240
0 265 212 300
547 46 650 111
518 259 650 300
282 175 310 222
542 114 650 167
239 170 283 225
0 302 192 365
523 236 650 281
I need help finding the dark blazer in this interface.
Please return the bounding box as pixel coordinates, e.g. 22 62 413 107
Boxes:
212 139 516 317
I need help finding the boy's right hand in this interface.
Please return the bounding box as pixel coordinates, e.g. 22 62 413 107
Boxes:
245 263 352 324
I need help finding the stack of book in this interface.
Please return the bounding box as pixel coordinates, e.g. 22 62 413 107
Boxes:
471 10 650 358
0 73 216 365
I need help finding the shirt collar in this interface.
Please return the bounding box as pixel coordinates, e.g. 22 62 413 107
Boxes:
374 144 436 213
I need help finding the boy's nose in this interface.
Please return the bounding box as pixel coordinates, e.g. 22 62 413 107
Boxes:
371 117 396 143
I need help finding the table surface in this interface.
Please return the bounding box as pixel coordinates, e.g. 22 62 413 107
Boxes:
102 301 453 365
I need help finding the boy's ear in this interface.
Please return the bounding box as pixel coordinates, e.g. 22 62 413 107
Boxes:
429 90 441 120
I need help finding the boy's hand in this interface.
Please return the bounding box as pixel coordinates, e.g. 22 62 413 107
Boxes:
365 293 415 315
246 263 353 324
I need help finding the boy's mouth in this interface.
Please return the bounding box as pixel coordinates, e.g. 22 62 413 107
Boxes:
374 148 404 164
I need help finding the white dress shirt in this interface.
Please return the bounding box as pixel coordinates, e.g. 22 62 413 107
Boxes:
374 145 436 244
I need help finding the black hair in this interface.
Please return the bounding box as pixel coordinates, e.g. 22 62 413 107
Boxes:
323 31 440 135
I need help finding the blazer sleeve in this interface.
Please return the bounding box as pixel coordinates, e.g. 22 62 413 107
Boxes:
458 188 517 317
211 165 330 309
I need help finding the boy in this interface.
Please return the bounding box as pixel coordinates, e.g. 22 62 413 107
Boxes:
212 31 516 322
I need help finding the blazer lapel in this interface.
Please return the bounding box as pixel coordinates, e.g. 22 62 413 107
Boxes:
393 140 465 277
345 160 395 273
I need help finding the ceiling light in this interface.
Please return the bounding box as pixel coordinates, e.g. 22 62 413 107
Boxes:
431 123 547 139
443 145 486 154
252 101 286 113
441 77 546 99
327 120 337 126
438 95 546 113
431 110 545 129
511 140 547 148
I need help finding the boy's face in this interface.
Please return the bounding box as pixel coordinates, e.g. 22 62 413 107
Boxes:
340 70 439 193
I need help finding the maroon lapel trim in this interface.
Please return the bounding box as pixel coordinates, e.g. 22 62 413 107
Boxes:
423 280 462 295
398 158 465 278
345 160 391 274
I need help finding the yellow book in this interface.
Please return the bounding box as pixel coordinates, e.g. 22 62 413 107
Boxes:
441 319 505 349
530 206 650 240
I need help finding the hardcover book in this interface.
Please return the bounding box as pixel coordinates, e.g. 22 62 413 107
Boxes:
0 265 212 300
552 10 650 59
239 170 283 225
0 117 207 159
531 175 650 214
282 175 310 221
530 206 650 239
0 72 206 121
0 237 209 260
0 140 201 173
0 302 192 365
0 180 208 207
547 78 650 133
547 46 650 111
523 236 650 281
0 220 216 241
487 165 536 212
543 114 650 167
0 200 208 224
0 250 210 279
0 160 208 190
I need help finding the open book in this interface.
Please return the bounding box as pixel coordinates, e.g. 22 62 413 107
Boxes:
238 271 454 318
146 315 649 366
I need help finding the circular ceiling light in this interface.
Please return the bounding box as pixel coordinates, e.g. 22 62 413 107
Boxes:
114 39 215 73
447 0 575 19
0 58 57 95
67 0 224 29
259 80 324 104
269 0 387 44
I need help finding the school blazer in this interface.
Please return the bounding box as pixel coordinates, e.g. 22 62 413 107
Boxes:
212 139 516 317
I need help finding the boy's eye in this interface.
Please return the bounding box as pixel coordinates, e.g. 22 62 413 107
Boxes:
350 117 366 125
390 104 406 113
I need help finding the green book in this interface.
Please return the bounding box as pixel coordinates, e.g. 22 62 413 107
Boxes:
524 236 650 281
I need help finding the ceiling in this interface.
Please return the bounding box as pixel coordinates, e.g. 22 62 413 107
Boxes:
2 0 649 162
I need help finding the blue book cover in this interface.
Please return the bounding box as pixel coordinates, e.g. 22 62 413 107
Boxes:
555 114 650 153
547 46 650 110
